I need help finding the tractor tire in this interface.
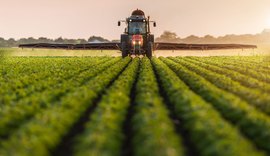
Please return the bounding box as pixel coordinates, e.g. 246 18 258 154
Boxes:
121 42 128 58
146 42 153 58
149 35 155 43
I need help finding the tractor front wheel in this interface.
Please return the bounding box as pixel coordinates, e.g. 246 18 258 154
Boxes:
146 42 153 58
121 42 128 58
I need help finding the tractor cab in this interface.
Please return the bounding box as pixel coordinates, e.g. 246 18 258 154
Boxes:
118 9 156 57
128 20 146 35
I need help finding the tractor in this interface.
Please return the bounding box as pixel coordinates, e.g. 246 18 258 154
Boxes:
118 9 156 58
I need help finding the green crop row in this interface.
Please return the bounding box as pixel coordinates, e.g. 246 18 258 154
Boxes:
215 59 269 74
74 58 139 156
196 56 270 70
0 58 121 138
0 58 131 156
189 56 270 83
131 58 184 156
195 56 267 65
0 57 111 103
152 57 264 156
0 57 101 80
161 57 270 154
182 57 270 93
170 57 270 115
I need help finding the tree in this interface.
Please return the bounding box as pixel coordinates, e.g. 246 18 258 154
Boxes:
183 35 200 43
55 37 64 43
27 37 37 43
0 37 6 47
156 31 179 42
160 31 178 40
88 36 110 43
38 37 53 43
202 35 216 43
7 38 16 47
77 39 88 44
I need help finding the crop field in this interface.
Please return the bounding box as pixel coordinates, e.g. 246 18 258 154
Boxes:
0 56 270 156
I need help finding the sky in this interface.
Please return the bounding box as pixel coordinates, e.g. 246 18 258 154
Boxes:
0 0 270 40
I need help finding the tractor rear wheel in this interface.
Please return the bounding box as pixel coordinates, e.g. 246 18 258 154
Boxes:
121 42 128 58
146 42 153 58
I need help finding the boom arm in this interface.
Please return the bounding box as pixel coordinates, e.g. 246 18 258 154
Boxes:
19 42 257 51
154 42 257 50
19 43 120 50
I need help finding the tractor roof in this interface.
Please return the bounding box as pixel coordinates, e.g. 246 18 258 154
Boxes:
132 9 145 16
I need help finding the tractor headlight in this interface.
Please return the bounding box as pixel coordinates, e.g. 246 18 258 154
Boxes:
138 41 141 45
132 41 136 45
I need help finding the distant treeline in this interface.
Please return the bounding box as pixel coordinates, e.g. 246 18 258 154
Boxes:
0 36 111 47
156 29 270 44
1 29 270 47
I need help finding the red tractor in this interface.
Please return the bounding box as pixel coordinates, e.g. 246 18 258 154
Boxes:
118 9 156 58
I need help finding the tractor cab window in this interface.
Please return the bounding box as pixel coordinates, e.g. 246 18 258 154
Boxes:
128 22 146 34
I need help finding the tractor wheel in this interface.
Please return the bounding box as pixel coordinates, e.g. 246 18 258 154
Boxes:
146 42 153 58
121 42 128 58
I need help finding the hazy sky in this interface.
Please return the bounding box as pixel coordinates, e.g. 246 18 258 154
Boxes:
1 0 270 40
